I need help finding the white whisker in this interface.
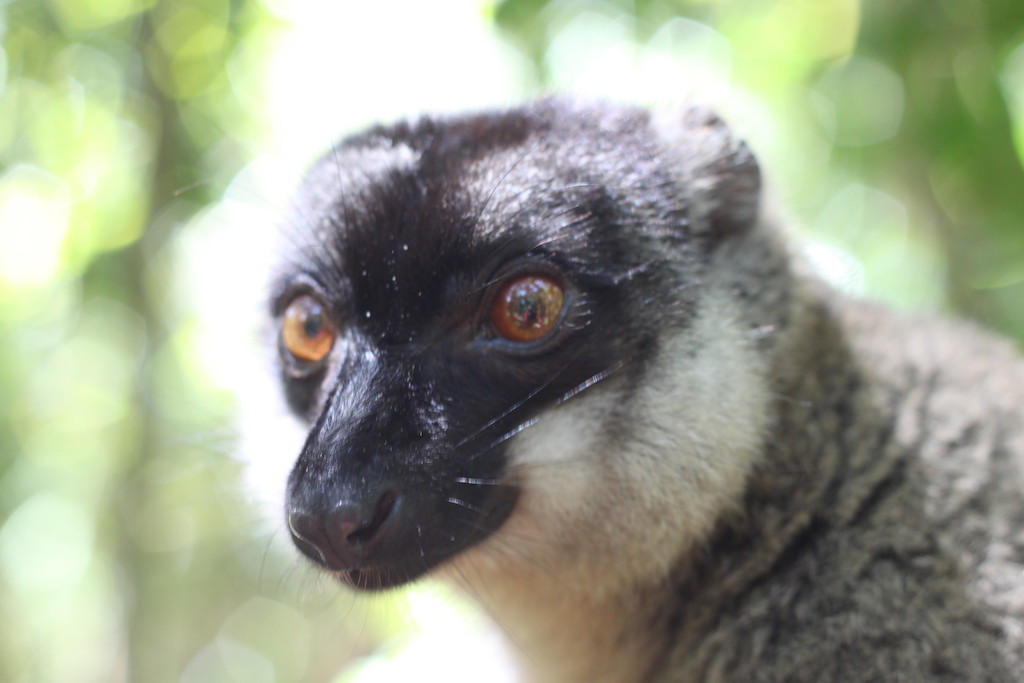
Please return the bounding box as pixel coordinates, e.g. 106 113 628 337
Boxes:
454 476 500 486
447 496 485 514
556 359 627 405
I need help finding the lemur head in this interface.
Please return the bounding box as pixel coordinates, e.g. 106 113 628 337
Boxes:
266 100 779 594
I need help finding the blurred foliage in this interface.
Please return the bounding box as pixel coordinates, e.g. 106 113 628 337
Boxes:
0 0 1022 682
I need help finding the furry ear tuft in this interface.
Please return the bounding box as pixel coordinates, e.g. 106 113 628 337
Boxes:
652 106 762 239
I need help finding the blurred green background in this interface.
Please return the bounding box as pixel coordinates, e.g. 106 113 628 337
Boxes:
1 0 1022 681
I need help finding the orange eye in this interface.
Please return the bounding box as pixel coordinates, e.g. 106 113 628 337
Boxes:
281 295 337 363
491 274 565 343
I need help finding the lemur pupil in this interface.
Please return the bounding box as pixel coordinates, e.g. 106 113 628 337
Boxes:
303 314 321 338
513 296 541 327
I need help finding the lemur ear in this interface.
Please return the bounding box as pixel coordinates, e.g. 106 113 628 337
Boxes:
652 106 762 239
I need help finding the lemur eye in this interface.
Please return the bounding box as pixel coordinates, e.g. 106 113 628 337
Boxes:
281 294 336 364
491 274 565 343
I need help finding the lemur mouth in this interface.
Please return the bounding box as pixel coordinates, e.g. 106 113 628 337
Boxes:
340 566 418 592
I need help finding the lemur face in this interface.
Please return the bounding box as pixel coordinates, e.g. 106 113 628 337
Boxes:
269 101 765 591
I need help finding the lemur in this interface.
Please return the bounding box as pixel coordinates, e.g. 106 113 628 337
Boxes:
253 99 1024 681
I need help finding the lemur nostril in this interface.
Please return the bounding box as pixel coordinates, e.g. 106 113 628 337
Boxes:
286 491 400 570
343 491 398 547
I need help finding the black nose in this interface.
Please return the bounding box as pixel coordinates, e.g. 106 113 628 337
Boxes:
287 490 399 570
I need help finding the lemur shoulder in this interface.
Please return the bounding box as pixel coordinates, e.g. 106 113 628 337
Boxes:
254 99 1024 682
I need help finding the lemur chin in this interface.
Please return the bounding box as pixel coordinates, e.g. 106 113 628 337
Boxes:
254 100 1024 682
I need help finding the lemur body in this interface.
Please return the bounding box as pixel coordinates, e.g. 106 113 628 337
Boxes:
258 100 1024 681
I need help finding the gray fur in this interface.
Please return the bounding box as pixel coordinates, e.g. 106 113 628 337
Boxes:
265 99 1024 681
653 285 1024 681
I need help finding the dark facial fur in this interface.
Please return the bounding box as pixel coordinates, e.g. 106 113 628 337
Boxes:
270 100 759 590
